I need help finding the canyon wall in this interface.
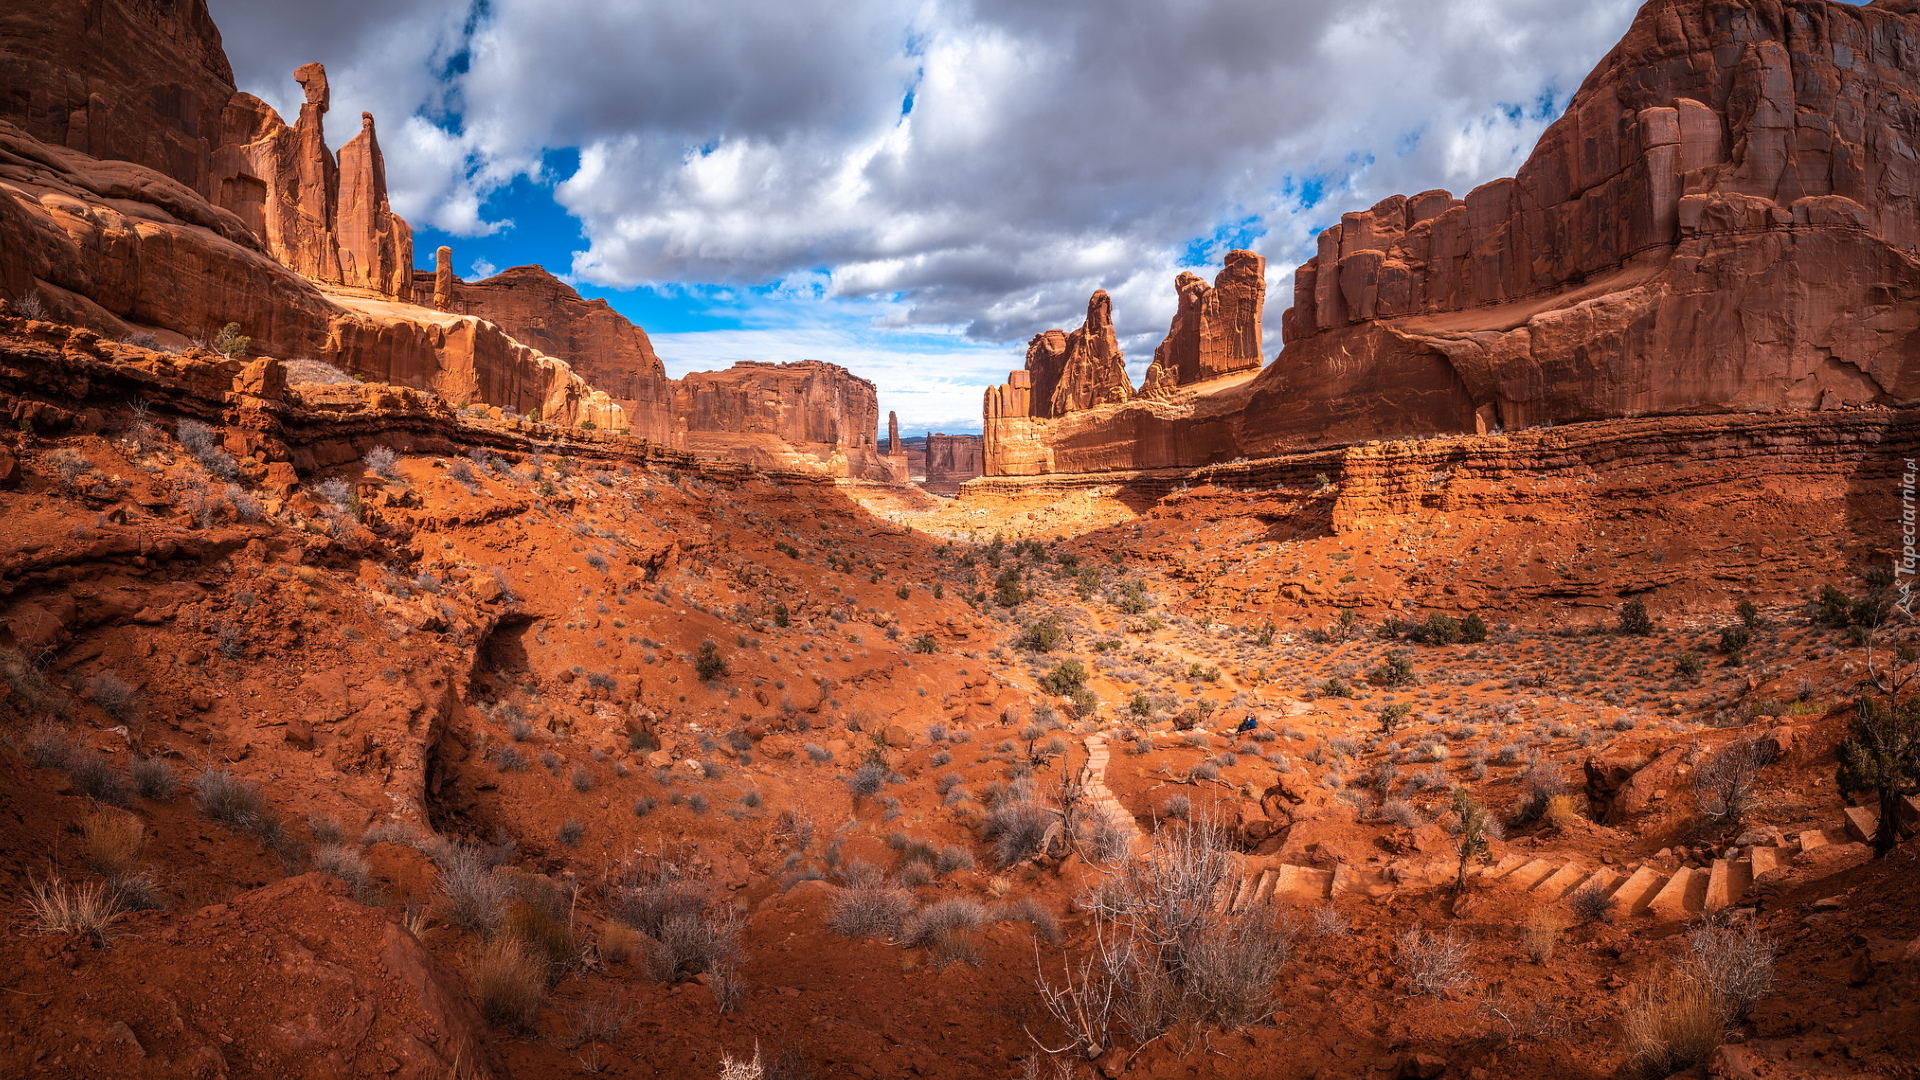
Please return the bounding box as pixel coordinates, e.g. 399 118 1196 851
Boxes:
420 264 674 444
675 361 895 479
922 433 984 494
983 0 1920 478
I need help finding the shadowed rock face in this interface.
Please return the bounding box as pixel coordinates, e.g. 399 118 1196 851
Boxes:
985 0 1920 477
1141 249 1267 396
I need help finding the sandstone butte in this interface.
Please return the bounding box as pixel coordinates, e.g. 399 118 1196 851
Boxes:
984 0 1920 477
0 0 903 484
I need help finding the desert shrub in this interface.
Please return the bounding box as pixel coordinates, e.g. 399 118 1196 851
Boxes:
1039 660 1088 696
556 819 584 846
26 720 73 769
998 896 1060 944
1837 688 1920 856
1379 799 1424 829
1717 625 1752 655
1019 617 1067 653
719 1046 765 1080
1693 740 1772 828
1543 794 1584 830
1308 904 1350 937
312 843 375 900
175 419 240 480
1396 928 1474 996
983 788 1053 868
1370 652 1415 688
696 640 728 681
649 902 743 987
282 357 355 385
804 743 833 763
82 809 145 877
211 322 250 358
1038 819 1290 1051
194 768 263 826
490 746 527 772
503 899 579 976
1377 701 1413 733
1676 653 1706 679
1160 794 1192 822
129 754 177 800
68 751 133 807
25 875 127 944
846 762 887 799
471 938 546 1032
1618 600 1655 636
1684 919 1775 1018
1511 762 1569 827
437 845 511 932
571 765 595 793
364 446 400 479
1569 880 1616 925
902 898 989 966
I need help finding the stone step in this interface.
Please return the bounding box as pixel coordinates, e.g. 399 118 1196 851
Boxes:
1226 874 1254 914
1476 853 1530 882
1503 859 1558 890
1844 805 1877 845
1797 829 1828 852
1273 864 1334 903
1706 858 1753 910
1568 867 1626 904
1251 868 1278 907
1532 861 1589 899
1747 845 1781 879
1612 865 1667 916
1648 866 1709 918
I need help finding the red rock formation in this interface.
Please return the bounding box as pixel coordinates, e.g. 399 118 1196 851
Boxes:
884 410 911 482
922 433 983 494
1141 249 1266 395
987 0 1920 476
0 0 236 198
675 361 894 479
423 264 674 444
213 63 413 298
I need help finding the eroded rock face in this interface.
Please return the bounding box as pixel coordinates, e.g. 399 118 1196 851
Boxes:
987 0 1920 476
675 360 894 479
423 264 673 443
922 433 983 494
213 64 413 299
1141 249 1266 395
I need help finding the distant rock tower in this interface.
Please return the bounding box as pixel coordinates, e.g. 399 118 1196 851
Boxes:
885 410 911 482
433 246 454 311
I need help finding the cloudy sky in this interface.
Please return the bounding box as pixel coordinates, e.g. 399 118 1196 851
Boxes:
207 0 1655 434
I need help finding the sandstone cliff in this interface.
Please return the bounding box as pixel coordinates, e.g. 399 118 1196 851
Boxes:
983 0 1920 477
675 361 895 480
419 264 674 444
923 433 983 494
1140 249 1266 396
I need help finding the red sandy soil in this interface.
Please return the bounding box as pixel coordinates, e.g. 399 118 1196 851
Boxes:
2 332 1917 1080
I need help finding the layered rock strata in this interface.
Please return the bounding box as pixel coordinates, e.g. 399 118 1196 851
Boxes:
922 433 983 494
1140 249 1267 396
984 0 1920 477
674 361 895 479
419 264 674 444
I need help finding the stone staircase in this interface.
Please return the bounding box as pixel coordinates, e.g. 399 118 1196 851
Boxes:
1215 795 1920 921
1077 732 1148 855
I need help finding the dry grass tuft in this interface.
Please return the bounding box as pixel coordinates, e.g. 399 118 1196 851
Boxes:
1521 907 1566 964
502 899 578 977
1623 967 1731 1077
1543 794 1584 831
1397 927 1475 996
25 875 127 943
82 809 145 878
471 938 546 1032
